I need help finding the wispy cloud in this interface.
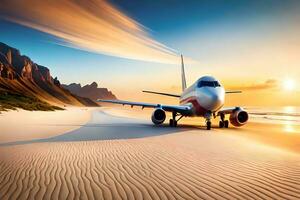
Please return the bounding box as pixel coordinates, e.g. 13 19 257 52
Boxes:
0 0 186 64
229 79 278 91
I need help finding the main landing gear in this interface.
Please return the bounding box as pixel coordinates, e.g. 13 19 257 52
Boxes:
219 113 229 128
205 112 229 130
169 111 184 127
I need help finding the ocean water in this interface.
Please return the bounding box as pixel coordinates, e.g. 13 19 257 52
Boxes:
246 106 300 125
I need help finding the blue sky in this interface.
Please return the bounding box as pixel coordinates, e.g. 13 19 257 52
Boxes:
1 0 300 104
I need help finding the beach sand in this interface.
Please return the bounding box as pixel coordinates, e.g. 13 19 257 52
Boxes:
0 107 300 199
0 107 94 143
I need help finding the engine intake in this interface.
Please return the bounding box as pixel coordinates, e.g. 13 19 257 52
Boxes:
151 108 166 125
229 108 248 127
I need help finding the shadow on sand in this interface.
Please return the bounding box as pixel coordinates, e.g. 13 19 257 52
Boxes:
0 110 205 146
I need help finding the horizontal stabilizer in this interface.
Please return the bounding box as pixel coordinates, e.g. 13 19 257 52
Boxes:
225 91 242 94
142 90 181 98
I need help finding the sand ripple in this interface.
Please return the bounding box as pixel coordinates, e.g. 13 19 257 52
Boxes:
1 133 300 200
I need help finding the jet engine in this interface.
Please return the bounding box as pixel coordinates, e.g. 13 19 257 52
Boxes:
229 108 249 127
151 108 166 125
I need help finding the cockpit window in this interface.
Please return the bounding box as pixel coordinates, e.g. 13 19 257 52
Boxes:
214 81 221 87
198 81 221 88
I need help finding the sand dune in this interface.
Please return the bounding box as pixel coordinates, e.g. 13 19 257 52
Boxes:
0 107 300 199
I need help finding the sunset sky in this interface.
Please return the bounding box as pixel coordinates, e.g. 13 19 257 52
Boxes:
0 0 299 106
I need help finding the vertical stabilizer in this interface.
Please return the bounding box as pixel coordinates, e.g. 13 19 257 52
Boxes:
181 54 187 91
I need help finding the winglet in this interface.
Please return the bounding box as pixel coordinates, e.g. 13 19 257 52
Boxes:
181 54 187 91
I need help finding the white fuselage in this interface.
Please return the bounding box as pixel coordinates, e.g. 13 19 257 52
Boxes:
179 76 225 116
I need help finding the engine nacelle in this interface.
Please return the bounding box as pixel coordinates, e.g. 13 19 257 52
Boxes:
229 108 249 127
151 108 166 125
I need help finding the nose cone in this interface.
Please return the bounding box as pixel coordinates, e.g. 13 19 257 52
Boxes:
201 89 224 111
208 93 223 110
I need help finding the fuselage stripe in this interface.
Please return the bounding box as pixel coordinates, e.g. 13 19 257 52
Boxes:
180 96 207 115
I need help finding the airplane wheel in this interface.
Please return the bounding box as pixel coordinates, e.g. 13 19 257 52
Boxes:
169 119 173 127
206 121 211 130
219 121 224 128
169 119 176 127
224 120 229 128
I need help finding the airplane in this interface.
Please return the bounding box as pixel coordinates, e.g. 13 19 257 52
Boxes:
97 55 248 130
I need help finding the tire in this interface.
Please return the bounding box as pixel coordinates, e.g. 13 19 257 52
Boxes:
169 119 174 127
174 120 177 127
224 120 229 128
206 121 211 130
219 121 224 128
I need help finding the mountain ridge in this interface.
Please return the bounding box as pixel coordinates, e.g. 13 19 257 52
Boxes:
62 82 116 102
0 42 115 110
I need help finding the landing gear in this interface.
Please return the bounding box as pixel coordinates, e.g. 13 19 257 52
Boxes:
219 121 224 128
169 119 177 127
169 112 183 127
219 113 229 128
224 120 229 128
206 121 211 130
204 112 212 130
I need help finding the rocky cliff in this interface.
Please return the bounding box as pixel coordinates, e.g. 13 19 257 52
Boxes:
0 43 51 82
0 42 98 107
62 82 116 101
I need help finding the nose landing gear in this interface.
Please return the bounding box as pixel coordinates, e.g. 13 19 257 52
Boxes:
206 120 211 130
204 112 212 130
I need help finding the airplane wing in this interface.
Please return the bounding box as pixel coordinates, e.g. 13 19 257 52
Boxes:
217 107 241 115
97 99 192 114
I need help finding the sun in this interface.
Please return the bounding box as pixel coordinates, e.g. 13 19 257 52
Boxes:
283 79 295 91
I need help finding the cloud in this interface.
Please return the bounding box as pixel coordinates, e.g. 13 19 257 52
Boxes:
229 79 278 91
0 0 188 64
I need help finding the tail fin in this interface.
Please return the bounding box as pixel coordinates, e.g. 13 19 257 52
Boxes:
181 54 187 91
